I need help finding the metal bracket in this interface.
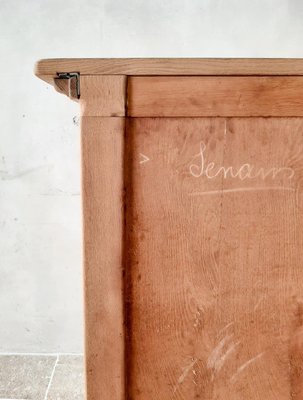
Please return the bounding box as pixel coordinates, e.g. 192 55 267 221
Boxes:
55 72 80 99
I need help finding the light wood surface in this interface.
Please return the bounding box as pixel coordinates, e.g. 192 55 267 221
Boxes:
35 58 303 399
81 117 125 400
35 58 303 89
35 58 303 78
125 116 303 399
290 302 303 400
128 76 303 117
80 76 127 117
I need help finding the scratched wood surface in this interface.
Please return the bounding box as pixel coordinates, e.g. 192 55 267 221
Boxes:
124 117 303 399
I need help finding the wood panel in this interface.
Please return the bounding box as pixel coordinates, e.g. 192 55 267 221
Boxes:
125 117 303 399
127 76 303 117
81 117 125 400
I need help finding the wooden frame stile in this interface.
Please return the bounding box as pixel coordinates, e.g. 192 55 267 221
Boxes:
80 75 127 400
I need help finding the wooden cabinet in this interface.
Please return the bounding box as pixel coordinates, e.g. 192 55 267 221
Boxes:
35 59 303 400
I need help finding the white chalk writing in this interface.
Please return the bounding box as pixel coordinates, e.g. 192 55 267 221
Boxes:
189 142 295 181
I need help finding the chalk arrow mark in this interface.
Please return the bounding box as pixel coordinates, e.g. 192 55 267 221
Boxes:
139 153 150 164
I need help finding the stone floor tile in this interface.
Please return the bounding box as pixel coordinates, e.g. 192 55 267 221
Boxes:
0 355 56 399
47 355 84 400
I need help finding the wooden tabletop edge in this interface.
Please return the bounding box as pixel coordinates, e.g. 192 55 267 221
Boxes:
34 58 303 79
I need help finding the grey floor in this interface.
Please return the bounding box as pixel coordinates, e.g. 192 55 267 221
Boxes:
0 354 84 400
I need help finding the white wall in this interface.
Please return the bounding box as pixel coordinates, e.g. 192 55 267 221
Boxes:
1 0 303 353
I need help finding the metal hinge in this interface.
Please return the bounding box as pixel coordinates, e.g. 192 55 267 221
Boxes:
56 72 80 99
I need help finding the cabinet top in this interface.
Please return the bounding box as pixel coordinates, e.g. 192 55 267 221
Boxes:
35 58 303 82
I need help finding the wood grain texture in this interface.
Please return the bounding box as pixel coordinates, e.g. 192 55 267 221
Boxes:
290 302 303 400
125 117 303 399
128 76 303 117
81 117 125 400
36 63 303 400
80 76 126 117
35 58 303 81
